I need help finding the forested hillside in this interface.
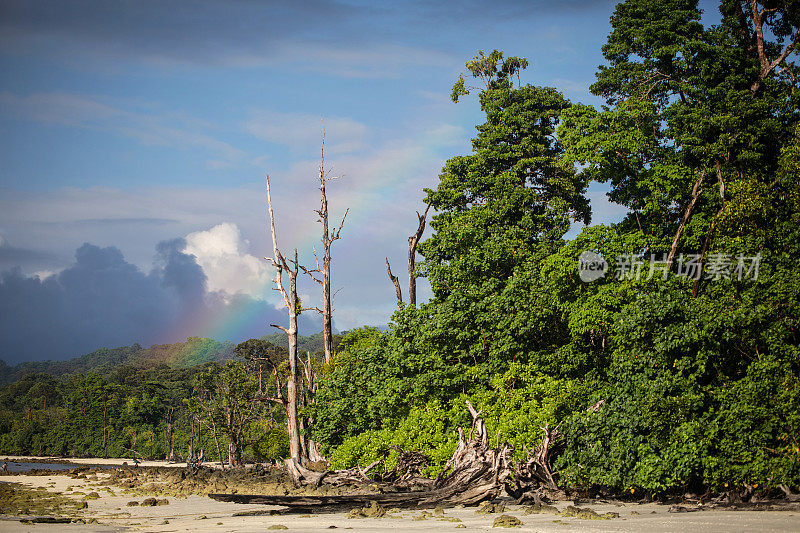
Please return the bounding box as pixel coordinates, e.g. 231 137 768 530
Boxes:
0 337 236 386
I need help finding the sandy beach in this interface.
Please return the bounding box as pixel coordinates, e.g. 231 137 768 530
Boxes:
1 458 799 532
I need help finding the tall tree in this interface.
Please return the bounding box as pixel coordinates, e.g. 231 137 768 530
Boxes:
303 137 349 366
265 174 304 467
418 50 590 376
194 362 259 468
560 0 799 288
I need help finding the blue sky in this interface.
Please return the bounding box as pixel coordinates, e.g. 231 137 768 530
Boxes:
0 0 720 362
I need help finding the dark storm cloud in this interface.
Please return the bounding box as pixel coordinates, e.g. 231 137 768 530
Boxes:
0 0 356 65
0 240 321 364
0 243 58 270
0 0 613 67
155 237 206 307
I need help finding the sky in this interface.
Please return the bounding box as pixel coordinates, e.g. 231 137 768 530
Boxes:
0 0 720 364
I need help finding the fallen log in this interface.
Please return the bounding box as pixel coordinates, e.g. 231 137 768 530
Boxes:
210 490 458 513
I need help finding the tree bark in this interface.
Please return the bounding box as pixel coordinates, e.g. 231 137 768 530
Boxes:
314 139 348 366
748 0 799 93
666 170 705 270
407 205 430 306
692 162 727 297
385 257 403 303
266 175 304 469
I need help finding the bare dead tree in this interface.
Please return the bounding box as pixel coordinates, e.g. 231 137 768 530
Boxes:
264 174 304 470
386 205 430 306
408 205 430 306
300 135 349 366
212 399 519 509
164 406 176 462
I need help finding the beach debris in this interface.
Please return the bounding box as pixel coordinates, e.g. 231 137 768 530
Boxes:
559 505 618 519
233 509 281 516
668 505 699 513
522 502 559 514
19 517 72 524
493 514 523 527
475 501 505 514
347 500 386 518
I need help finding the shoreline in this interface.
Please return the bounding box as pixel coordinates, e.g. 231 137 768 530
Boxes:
1 455 224 469
1 465 800 531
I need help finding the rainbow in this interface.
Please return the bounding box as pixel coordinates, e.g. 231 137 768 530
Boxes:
159 125 457 348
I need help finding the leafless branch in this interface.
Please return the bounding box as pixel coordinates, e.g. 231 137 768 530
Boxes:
331 208 350 241
386 257 403 303
407 204 431 306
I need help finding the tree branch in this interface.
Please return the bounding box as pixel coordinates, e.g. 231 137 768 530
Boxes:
386 257 403 303
666 169 705 269
749 0 800 92
331 208 350 242
407 204 431 306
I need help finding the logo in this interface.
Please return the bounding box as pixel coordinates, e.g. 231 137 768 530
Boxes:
578 251 607 282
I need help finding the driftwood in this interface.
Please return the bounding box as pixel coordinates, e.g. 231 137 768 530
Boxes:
381 448 434 491
211 400 558 512
505 423 565 503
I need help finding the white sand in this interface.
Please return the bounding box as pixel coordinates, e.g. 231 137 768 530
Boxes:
1 455 219 469
1 466 799 532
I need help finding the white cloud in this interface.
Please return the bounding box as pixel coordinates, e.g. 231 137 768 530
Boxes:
33 269 57 280
0 116 469 330
183 222 272 300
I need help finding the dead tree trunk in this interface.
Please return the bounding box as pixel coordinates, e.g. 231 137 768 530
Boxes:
312 136 349 366
266 175 305 474
407 205 430 306
165 406 175 462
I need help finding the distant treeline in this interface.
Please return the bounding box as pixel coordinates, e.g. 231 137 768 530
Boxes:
0 334 337 462
0 333 337 387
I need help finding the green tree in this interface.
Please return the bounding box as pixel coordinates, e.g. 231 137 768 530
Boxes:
418 50 590 381
194 361 260 468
